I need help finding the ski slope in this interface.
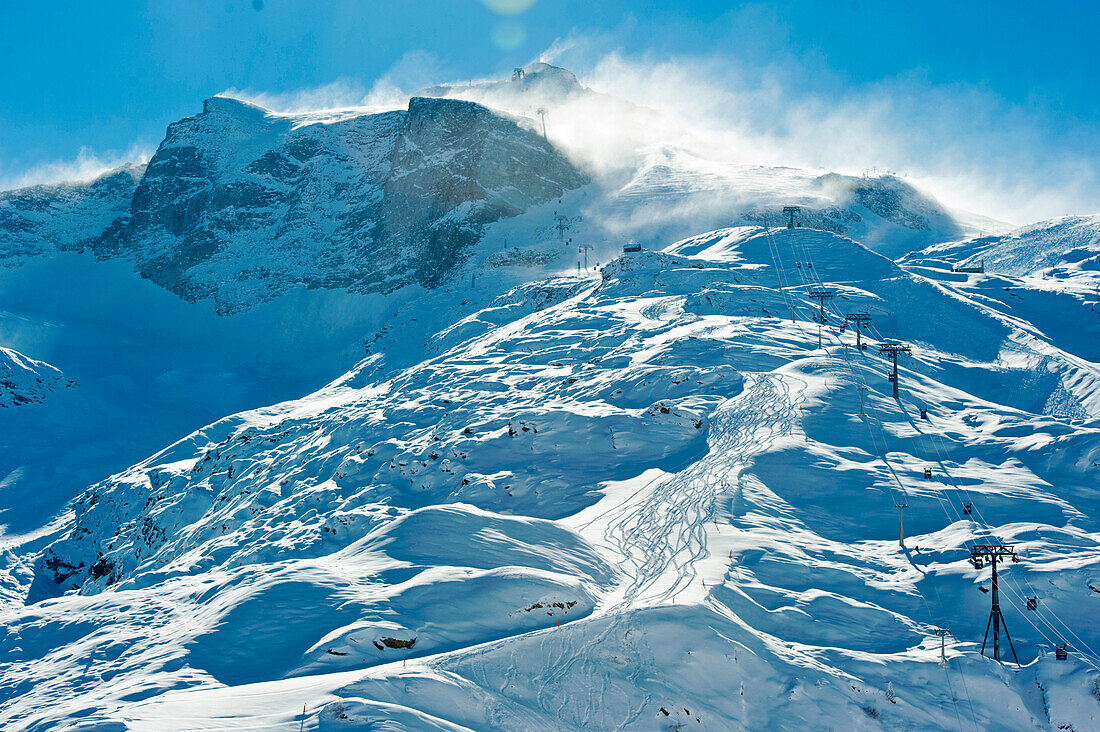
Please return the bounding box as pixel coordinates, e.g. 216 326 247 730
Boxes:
2 226 1098 730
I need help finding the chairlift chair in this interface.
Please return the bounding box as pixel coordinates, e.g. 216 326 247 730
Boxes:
924 468 933 479
920 408 928 420
963 503 973 515
972 556 984 569
1055 644 1068 660
1027 596 1038 611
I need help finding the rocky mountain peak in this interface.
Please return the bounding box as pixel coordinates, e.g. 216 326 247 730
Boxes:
85 94 586 313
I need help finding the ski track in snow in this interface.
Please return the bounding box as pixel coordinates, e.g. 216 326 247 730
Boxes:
488 372 806 730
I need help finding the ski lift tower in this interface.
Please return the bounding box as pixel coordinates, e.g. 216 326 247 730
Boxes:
844 313 873 351
553 212 571 241
894 497 908 548
878 341 912 399
808 289 835 349
935 628 951 667
578 242 593 270
536 107 548 139
808 289 835 324
783 205 801 231
971 544 1021 665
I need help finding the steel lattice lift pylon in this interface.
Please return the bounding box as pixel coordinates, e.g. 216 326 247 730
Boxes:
783 205 800 230
878 341 911 399
971 544 1021 665
844 312 873 350
553 211 570 241
808 289 835 324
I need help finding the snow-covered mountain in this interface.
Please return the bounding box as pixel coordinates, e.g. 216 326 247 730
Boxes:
0 346 68 409
907 215 1100 278
0 163 144 263
2 226 1096 730
904 217 1100 366
423 62 1002 259
1 65 1099 731
92 95 585 313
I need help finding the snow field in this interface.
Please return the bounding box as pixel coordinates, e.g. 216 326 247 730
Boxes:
1 226 1098 729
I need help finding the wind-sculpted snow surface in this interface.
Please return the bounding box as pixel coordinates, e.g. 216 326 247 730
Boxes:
903 216 1100 404
909 215 1100 278
4 227 1100 730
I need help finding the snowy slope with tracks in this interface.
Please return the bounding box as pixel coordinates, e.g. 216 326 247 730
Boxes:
2 227 1098 731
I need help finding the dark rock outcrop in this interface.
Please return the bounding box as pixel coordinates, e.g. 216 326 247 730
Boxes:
93 95 587 313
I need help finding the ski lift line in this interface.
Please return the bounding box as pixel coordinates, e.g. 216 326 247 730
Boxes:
824 342 1064 675
811 336 1011 719
908 414 1100 669
788 248 1001 655
825 358 976 721
912 444 1100 669
863 343 1100 669
761 224 810 338
849 328 1100 667
787 231 1100 672
764 225 801 320
885 382 1100 667
768 227 1099 672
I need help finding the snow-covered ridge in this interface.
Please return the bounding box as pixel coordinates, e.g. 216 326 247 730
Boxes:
907 215 1100 277
0 163 144 263
901 216 1100 368
0 346 68 408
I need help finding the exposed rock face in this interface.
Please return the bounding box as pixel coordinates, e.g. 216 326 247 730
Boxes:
0 164 145 263
377 97 585 290
93 96 587 313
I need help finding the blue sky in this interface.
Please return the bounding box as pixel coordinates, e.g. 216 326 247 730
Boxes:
2 0 1098 221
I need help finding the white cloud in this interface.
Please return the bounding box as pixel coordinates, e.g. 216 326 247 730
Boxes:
541 46 1100 225
0 143 152 191
221 50 448 113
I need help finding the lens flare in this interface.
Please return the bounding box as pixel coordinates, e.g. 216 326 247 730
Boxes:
492 19 526 50
482 0 536 15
